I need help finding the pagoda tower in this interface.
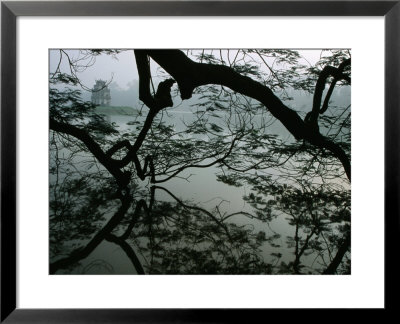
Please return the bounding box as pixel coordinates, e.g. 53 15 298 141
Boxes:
91 80 111 106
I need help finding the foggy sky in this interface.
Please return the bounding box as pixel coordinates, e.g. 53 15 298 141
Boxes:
50 49 327 103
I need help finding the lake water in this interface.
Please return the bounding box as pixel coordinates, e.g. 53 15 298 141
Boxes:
50 100 350 274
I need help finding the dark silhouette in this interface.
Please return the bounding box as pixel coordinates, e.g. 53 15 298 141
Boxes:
49 49 351 274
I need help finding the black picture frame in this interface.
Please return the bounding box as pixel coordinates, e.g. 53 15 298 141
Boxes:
1 0 398 322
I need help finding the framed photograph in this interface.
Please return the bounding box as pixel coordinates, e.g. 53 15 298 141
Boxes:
1 0 398 322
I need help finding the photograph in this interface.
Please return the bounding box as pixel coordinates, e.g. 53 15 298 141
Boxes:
3 0 398 320
49 49 351 275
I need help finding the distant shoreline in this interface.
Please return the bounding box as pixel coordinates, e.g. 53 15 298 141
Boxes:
95 105 136 116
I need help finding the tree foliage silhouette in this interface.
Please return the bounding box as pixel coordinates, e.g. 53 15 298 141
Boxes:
49 49 350 274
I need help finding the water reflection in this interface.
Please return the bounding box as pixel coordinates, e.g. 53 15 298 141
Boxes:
50 173 270 274
49 49 351 275
50 110 350 274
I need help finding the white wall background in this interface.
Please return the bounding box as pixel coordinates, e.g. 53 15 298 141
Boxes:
17 16 384 308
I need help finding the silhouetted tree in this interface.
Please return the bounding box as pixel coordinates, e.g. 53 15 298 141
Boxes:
49 49 350 274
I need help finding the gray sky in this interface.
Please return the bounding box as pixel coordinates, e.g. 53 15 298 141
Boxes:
49 49 324 91
50 49 138 89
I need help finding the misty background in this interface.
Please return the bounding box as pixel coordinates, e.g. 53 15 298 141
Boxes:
49 49 350 274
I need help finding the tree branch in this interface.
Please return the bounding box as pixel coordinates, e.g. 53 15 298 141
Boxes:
106 139 132 157
134 50 175 112
310 58 351 123
50 119 130 188
145 50 351 181
154 133 243 183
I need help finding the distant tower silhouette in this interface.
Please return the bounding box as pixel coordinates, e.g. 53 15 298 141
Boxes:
91 80 111 106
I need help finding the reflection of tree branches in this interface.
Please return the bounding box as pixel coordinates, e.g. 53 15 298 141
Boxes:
50 190 132 274
239 176 350 274
49 75 261 273
105 234 145 274
49 132 152 274
117 186 273 274
153 186 232 241
50 49 351 275
81 259 114 274
293 223 317 274
323 234 350 274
